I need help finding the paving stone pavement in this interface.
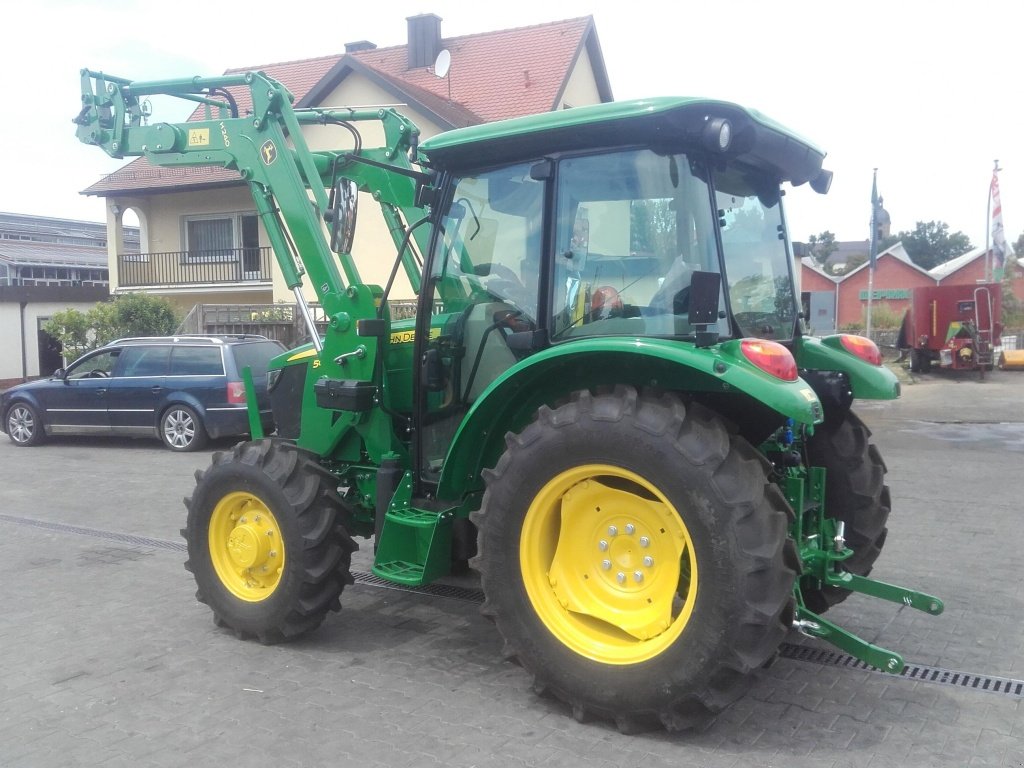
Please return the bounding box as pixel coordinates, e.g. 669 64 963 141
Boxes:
1 370 1022 767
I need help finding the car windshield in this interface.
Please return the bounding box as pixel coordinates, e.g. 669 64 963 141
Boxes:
714 167 796 341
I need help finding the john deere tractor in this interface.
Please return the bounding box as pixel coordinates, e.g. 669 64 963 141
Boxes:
75 68 942 731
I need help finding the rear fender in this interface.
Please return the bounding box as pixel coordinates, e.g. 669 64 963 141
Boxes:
435 337 823 500
794 335 900 400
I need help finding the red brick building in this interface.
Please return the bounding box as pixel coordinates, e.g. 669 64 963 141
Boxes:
800 243 1023 331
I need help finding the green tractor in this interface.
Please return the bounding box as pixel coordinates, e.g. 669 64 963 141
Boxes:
76 69 942 731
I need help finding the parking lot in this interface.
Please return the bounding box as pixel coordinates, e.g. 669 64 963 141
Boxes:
1 369 1022 768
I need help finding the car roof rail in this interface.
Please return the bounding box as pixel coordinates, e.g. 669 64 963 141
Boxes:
109 334 270 346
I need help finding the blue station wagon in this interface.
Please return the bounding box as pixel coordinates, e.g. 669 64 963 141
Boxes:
1 335 285 451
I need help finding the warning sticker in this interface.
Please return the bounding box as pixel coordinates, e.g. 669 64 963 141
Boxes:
188 128 210 147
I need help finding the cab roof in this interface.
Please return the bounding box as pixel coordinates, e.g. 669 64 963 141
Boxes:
419 97 827 187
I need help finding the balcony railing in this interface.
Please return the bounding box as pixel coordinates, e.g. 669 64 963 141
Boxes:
117 247 273 287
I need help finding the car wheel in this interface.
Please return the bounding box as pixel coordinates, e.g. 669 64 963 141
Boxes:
6 402 45 446
160 405 209 451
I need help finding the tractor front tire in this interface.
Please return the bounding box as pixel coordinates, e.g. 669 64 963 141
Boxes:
183 439 356 643
802 410 889 614
472 387 797 732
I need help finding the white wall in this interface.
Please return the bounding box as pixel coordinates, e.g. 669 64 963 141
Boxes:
0 299 101 381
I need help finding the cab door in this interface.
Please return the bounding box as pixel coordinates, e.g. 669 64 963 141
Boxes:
415 162 545 479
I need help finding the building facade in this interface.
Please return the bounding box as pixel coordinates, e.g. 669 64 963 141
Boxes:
0 213 124 386
83 14 613 318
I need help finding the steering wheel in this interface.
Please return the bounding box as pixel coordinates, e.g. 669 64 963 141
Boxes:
472 262 534 309
88 369 109 378
472 262 522 285
733 312 779 338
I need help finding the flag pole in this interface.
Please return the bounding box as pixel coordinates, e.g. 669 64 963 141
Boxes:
985 160 996 283
867 169 878 338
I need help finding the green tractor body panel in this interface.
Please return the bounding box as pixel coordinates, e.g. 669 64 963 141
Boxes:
436 337 824 500
794 334 901 400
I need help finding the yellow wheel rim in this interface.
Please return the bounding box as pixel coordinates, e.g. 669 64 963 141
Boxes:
520 464 698 665
208 492 286 602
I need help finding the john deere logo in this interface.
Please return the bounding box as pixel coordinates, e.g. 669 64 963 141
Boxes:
260 141 277 165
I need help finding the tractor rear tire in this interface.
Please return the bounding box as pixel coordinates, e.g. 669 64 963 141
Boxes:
802 411 889 614
471 387 798 732
183 439 356 643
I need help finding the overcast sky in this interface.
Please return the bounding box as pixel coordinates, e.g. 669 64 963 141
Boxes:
3 0 1019 249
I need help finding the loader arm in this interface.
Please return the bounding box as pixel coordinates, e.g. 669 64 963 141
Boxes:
75 68 432 458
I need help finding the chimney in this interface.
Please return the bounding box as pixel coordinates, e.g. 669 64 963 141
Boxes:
407 13 442 69
345 40 377 53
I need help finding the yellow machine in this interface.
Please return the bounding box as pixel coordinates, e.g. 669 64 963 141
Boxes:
998 349 1024 370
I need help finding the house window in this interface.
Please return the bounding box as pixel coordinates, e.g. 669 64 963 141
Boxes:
184 213 259 263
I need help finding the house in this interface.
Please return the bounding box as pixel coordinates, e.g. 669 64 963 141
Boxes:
83 14 613 317
0 212 127 386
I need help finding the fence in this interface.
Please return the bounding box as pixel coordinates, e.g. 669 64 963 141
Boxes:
177 301 420 347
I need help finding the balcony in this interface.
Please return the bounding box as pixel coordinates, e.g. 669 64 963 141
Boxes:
117 247 273 288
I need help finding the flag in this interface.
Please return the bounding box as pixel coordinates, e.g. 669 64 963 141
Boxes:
869 170 879 270
990 170 1009 280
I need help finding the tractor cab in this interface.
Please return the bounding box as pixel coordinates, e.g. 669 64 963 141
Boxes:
409 98 830 475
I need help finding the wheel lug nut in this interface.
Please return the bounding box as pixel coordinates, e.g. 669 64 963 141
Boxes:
608 526 618 537
598 540 608 552
616 572 626 584
643 556 654 567
601 560 612 570
639 536 650 548
634 571 644 583
625 524 635 535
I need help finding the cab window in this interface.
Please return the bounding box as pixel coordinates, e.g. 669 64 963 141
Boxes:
550 149 723 340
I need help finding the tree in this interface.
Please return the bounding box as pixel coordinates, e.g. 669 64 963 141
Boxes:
44 294 179 364
807 231 838 264
1014 231 1023 258
878 221 972 270
834 254 867 275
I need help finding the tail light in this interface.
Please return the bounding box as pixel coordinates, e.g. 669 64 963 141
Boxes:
740 340 798 381
227 381 247 404
839 334 883 366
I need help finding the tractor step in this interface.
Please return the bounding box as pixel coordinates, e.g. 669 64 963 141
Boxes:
371 473 454 587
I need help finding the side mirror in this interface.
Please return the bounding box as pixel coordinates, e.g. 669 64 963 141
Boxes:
328 178 358 254
688 270 721 326
689 270 722 349
53 368 67 380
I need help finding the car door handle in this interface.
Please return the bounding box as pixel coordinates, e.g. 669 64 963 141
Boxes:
96 389 107 395
151 386 163 393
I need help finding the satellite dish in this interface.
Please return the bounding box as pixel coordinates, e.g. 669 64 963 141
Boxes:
433 49 451 79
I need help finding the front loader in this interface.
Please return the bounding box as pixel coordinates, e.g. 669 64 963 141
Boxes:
76 68 943 732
